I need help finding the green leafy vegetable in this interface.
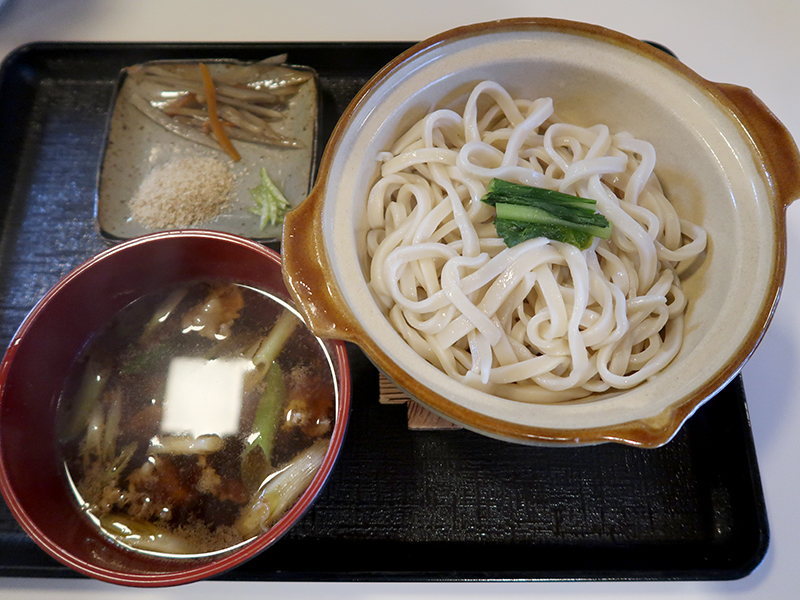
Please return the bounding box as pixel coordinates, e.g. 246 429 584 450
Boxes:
247 362 286 465
244 309 300 464
482 179 612 250
119 340 173 375
494 219 595 250
248 167 290 229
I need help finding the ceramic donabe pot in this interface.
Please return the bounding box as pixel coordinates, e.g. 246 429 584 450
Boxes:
282 18 800 448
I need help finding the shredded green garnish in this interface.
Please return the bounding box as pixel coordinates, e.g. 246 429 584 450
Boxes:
248 167 290 229
482 179 612 250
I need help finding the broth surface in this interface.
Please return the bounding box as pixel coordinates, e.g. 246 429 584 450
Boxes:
56 281 336 557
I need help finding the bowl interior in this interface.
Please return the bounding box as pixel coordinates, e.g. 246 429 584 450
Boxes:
0 231 349 585
319 22 778 443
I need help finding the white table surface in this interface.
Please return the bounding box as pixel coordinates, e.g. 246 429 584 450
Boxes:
0 0 798 598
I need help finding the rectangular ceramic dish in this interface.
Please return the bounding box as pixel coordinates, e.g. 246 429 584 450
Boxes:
97 57 319 242
0 42 768 581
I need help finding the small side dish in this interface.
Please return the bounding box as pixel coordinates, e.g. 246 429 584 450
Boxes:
96 56 318 242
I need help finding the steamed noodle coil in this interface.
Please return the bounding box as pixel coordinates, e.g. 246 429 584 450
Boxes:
366 81 707 403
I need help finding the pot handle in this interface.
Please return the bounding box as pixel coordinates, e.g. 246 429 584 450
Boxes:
715 82 800 207
282 186 363 342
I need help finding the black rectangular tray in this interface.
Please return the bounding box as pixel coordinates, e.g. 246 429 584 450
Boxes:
0 42 768 582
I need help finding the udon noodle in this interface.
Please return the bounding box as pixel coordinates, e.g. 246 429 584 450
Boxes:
365 81 707 403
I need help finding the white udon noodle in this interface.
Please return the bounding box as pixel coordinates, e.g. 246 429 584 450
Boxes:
365 81 707 403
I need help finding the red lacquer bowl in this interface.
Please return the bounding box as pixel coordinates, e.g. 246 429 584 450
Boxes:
0 230 350 586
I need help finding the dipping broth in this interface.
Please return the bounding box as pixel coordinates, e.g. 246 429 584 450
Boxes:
56 281 337 557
